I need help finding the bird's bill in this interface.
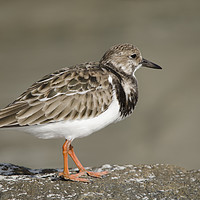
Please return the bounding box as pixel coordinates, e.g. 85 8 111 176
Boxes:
141 58 162 69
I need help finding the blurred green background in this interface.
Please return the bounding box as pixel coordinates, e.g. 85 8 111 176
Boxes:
0 0 199 170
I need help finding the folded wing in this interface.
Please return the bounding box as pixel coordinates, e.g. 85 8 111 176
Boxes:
0 63 113 127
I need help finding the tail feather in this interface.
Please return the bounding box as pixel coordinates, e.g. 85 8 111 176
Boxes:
0 114 17 127
0 102 28 128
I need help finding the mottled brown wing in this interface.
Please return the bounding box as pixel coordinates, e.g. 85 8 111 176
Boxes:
0 63 113 127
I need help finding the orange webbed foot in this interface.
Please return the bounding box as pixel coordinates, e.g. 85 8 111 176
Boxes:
59 171 90 182
83 170 109 178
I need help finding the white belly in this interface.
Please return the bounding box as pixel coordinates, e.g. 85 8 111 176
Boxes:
23 95 120 140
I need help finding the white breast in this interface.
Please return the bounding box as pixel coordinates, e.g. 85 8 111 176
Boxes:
23 93 120 140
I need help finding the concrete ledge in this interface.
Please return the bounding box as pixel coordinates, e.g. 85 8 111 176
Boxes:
0 163 199 199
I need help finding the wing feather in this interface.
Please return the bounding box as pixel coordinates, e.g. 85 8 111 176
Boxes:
18 110 44 125
17 104 44 119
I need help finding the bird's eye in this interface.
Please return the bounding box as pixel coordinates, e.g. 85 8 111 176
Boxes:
130 54 137 59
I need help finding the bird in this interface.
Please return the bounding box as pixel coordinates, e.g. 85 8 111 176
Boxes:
0 43 161 182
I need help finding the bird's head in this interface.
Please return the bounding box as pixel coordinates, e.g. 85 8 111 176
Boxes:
100 43 162 76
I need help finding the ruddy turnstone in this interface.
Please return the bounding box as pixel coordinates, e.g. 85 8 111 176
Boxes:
0 43 161 182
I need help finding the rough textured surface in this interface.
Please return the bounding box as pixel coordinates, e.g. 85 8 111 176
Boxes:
0 163 199 200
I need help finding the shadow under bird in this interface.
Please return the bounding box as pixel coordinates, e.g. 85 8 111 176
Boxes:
0 43 162 182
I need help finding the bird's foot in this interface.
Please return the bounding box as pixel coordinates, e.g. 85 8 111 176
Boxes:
84 170 109 178
59 171 89 182
59 170 108 182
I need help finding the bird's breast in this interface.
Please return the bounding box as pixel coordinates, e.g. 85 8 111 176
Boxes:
114 78 138 119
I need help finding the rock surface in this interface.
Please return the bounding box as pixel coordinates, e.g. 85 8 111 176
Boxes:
0 163 199 200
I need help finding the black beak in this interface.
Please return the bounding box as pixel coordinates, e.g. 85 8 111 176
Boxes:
141 58 162 69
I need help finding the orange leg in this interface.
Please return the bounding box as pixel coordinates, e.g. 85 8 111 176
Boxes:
59 140 89 182
59 139 108 182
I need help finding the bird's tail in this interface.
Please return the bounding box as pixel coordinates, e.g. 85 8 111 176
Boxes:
0 103 27 128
